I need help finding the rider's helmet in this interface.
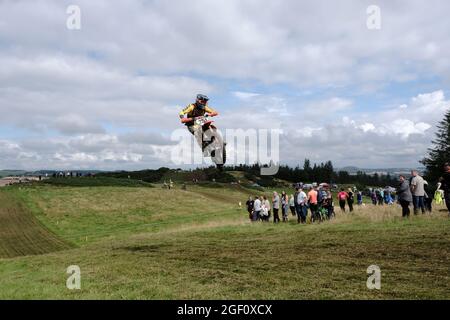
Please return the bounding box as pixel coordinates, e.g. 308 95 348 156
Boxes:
195 94 209 110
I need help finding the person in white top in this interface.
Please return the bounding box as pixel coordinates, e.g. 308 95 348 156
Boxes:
262 195 271 222
272 192 280 223
410 170 425 215
295 188 308 224
437 182 445 198
253 196 262 222
289 194 296 216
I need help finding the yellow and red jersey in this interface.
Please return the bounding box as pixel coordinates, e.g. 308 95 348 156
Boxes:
179 103 218 125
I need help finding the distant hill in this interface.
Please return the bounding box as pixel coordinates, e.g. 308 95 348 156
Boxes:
337 167 425 176
0 170 103 178
0 170 27 178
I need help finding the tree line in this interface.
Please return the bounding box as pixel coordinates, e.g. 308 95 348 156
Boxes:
224 160 398 188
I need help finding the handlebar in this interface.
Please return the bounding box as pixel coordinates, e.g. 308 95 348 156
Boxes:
180 114 216 124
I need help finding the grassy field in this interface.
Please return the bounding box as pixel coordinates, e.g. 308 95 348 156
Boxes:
0 182 449 299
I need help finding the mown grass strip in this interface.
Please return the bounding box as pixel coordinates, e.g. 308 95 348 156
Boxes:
0 191 71 259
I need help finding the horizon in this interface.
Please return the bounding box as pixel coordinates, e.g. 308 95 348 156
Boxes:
0 164 426 173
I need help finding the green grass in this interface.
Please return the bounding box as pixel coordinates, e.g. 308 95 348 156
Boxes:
0 183 449 299
39 177 154 187
4 184 251 245
0 191 70 258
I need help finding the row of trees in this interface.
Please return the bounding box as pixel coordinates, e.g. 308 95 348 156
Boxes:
225 161 398 187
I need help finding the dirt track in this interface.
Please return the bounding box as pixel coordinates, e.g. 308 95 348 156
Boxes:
0 179 11 187
0 177 41 187
0 191 70 259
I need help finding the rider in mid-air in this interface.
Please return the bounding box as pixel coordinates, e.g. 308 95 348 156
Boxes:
179 94 226 169
179 94 218 135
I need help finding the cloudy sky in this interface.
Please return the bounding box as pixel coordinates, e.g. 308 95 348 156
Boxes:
1 0 449 170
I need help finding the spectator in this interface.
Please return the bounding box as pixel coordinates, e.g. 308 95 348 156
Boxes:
261 197 269 222
295 187 308 224
289 194 296 216
253 196 261 222
437 179 445 199
272 192 280 223
410 170 426 214
398 175 413 218
435 178 445 205
385 190 394 205
281 191 289 222
384 190 389 204
377 190 384 206
324 188 335 218
264 195 272 222
308 187 318 221
338 188 348 212
317 187 326 204
347 188 354 212
371 191 377 205
423 181 432 212
246 196 254 221
357 191 363 205
441 163 450 215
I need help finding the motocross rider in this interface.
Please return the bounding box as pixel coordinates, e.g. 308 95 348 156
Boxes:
179 94 218 135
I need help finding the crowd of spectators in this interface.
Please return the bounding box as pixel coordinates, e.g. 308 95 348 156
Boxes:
245 164 450 222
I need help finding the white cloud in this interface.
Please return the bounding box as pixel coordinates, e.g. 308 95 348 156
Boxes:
233 91 260 100
359 123 376 133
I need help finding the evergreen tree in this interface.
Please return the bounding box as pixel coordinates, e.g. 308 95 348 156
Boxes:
323 161 334 183
421 110 450 182
303 159 311 181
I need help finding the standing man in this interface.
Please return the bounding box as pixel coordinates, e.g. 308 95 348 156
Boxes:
295 187 308 224
253 196 262 222
246 196 254 221
357 191 363 206
398 175 413 218
272 192 280 223
281 191 289 222
347 188 354 212
410 170 426 215
308 186 319 222
442 163 450 215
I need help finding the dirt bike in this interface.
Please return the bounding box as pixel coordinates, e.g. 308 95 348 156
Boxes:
192 116 227 170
